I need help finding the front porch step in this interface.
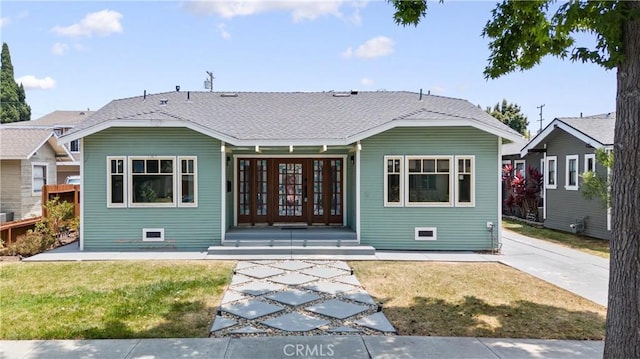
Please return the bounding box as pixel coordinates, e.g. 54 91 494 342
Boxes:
222 239 360 247
207 245 376 256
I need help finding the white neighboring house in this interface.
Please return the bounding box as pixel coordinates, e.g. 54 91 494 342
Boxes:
0 111 92 220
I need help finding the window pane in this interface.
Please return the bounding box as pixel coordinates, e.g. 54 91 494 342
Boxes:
423 159 435 172
387 173 400 203
132 160 144 173
458 174 471 203
111 175 124 203
147 160 159 173
161 160 173 173
437 159 449 173
569 159 577 185
409 173 449 203
181 175 194 203
132 175 173 203
408 159 421 173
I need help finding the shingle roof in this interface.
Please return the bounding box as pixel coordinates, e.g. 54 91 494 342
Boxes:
2 110 94 128
502 139 527 156
0 128 54 159
66 91 521 144
556 112 615 145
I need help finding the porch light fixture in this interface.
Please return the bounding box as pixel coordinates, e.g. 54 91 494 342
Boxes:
320 145 327 153
289 145 294 153
255 145 261 153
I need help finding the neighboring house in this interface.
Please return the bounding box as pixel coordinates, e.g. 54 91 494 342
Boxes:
60 90 521 251
520 113 614 240
2 110 93 183
0 127 73 219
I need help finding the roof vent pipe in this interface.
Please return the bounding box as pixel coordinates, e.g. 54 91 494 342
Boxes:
419 88 423 101
176 85 180 92
580 112 583 118
187 91 190 101
144 90 147 100
428 90 431 95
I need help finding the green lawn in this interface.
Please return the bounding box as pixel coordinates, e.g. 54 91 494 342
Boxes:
503 218 610 259
0 261 235 339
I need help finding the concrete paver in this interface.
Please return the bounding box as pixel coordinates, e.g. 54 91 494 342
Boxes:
261 313 330 332
220 299 284 319
265 289 321 306
305 299 369 319
302 280 357 295
355 312 396 333
477 338 604 359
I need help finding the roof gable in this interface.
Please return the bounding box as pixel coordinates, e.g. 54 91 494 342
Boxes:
0 128 73 160
521 113 615 156
61 91 522 145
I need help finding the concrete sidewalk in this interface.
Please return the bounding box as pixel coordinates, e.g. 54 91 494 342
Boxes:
1 336 604 359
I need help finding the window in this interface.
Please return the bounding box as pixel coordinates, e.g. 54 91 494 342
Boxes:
32 163 47 195
384 156 403 206
129 157 175 207
406 156 452 206
107 157 126 207
584 154 596 173
565 155 579 190
546 156 557 189
179 157 197 207
514 160 526 178
69 139 80 153
455 156 474 206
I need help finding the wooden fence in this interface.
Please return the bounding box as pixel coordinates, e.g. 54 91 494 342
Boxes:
0 184 80 246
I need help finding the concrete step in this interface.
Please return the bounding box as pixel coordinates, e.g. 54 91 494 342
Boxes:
207 245 376 256
222 239 360 247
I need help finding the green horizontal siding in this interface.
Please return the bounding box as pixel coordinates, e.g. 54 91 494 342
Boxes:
83 127 221 251
360 127 499 250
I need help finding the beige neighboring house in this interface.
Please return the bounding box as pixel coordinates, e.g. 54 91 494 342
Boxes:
0 111 92 220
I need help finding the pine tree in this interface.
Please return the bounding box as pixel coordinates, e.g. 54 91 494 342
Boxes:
1 42 31 123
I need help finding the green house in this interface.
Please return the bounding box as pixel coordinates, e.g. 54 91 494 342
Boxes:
60 91 521 252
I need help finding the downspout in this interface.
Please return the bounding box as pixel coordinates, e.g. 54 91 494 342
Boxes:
79 138 84 251
543 145 547 220
355 141 361 242
496 137 502 252
220 142 226 245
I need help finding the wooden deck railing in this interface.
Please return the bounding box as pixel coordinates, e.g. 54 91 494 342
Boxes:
0 217 40 246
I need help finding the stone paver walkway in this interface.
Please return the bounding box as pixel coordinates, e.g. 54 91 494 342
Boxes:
209 260 396 337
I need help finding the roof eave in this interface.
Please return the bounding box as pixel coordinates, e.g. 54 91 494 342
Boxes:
520 119 605 157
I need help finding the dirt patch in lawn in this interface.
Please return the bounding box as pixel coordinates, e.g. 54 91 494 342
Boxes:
350 261 606 340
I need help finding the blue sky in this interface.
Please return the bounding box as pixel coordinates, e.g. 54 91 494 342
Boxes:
2 1 616 134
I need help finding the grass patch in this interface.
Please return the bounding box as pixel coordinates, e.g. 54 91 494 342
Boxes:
0 261 235 339
503 218 610 259
351 261 606 340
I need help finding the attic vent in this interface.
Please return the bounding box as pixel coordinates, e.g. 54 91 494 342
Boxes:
415 227 437 241
350 90 358 95
143 228 164 242
159 99 169 105
332 93 351 97
220 93 238 97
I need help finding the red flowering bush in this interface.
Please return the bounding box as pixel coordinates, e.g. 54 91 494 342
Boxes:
502 164 543 220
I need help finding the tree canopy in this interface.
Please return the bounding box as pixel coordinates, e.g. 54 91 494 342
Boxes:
486 99 529 135
388 1 640 357
1 42 31 123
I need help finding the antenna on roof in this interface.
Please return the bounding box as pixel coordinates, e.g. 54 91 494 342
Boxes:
204 71 215 92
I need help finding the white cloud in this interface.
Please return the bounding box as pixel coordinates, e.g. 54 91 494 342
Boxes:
0 17 10 28
16 75 56 90
52 42 69 56
360 78 374 86
182 0 346 22
52 9 123 37
217 23 231 39
342 36 395 59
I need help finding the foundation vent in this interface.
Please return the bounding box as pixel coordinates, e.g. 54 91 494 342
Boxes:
415 227 437 241
143 228 165 242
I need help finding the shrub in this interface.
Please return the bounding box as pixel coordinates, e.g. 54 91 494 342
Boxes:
4 231 52 257
503 164 543 220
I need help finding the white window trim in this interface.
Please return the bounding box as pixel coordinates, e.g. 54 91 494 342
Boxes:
384 155 404 207
565 155 579 190
455 155 475 207
584 153 596 173
31 162 48 196
513 159 526 178
128 156 177 208
178 156 198 207
69 139 80 153
546 156 557 189
107 156 127 208
405 155 454 207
